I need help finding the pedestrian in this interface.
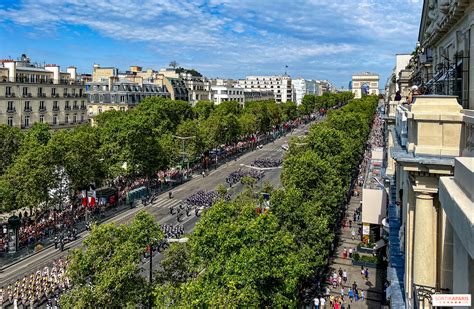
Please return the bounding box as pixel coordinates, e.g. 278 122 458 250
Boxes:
314 295 320 309
351 229 356 240
340 287 345 299
338 275 342 287
342 269 347 283
343 248 347 259
360 266 365 279
361 290 365 301
364 268 369 281
338 267 343 277
355 289 359 302
352 281 358 291
348 248 353 258
320 296 326 309
349 220 352 229
348 288 354 302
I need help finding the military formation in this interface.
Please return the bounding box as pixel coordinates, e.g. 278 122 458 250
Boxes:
0 259 69 307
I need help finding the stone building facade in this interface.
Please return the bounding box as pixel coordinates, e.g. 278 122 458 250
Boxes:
0 55 87 129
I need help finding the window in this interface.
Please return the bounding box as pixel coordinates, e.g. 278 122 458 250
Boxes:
51 88 56 96
24 101 30 111
7 117 13 127
53 115 57 125
39 115 44 123
73 114 77 123
24 115 30 128
7 101 14 111
64 88 68 96
81 114 84 122
120 96 125 102
38 87 43 96
53 101 58 109
65 114 69 124
65 101 70 109
5 86 11 96
39 101 45 110
23 87 28 96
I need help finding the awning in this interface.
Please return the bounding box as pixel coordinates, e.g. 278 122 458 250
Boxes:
374 239 387 250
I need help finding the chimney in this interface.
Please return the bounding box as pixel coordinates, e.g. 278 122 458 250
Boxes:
45 64 60 84
108 76 116 91
3 61 16 82
67 66 77 80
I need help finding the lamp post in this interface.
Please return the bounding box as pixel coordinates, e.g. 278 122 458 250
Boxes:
146 237 158 309
172 135 196 179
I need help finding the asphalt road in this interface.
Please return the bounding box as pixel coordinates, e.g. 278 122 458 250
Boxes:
0 120 317 288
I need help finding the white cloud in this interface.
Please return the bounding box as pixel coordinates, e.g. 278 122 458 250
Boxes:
1 0 423 86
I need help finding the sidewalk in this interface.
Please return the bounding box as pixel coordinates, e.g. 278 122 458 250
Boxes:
324 194 386 308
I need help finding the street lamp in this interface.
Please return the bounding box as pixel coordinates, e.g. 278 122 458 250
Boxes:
172 135 196 179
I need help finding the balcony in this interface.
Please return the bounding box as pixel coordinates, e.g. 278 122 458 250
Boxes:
63 93 69 98
22 93 32 98
38 93 47 98
80 105 86 110
6 107 16 114
73 105 79 110
39 107 47 112
24 107 32 113
53 93 59 98
5 93 16 98
64 106 71 110
52 106 60 112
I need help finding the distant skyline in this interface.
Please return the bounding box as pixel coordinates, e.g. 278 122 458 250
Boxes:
0 0 422 88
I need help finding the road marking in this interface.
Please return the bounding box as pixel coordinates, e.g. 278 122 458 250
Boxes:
239 164 282 170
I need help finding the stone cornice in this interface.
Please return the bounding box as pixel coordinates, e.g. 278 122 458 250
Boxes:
420 0 471 49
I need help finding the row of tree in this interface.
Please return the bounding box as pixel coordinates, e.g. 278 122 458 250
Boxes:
0 93 353 214
59 94 376 307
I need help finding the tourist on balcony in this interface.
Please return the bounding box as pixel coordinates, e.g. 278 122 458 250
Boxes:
407 85 419 104
394 91 402 101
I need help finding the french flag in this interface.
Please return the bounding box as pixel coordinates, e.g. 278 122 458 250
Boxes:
82 190 96 208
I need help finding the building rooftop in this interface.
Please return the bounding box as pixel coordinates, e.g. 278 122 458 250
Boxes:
16 66 50 73
364 159 384 190
352 72 379 76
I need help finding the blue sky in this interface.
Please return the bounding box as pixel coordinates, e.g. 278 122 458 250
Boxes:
0 0 423 88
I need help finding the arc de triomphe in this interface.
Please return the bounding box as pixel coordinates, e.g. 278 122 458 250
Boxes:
352 72 380 98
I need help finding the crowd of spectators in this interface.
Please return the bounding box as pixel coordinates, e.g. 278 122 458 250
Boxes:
354 112 384 197
0 206 85 254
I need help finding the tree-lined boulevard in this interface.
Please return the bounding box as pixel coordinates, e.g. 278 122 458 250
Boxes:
0 92 380 307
